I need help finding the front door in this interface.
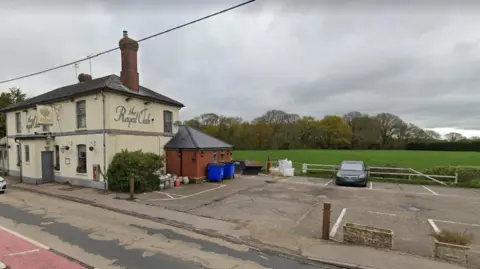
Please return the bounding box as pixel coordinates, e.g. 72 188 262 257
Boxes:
41 151 54 183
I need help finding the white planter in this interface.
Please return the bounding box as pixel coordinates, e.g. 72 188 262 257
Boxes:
433 238 470 266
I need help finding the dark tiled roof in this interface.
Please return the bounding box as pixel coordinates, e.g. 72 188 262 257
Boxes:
164 125 233 150
0 74 184 113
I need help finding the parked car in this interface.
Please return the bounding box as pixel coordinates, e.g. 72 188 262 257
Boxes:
335 160 369 187
0 177 6 193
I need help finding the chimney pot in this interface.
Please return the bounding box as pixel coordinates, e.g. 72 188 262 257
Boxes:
119 30 139 92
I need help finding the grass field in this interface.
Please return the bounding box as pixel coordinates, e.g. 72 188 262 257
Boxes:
234 150 480 169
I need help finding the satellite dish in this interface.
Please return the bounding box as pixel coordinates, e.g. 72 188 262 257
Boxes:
173 121 182 127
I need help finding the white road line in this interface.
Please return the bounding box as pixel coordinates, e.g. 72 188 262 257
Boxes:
324 180 332 187
422 185 439 196
168 193 186 197
369 182 373 189
4 249 40 257
293 201 321 227
433 219 480 227
148 185 227 201
279 178 290 182
428 219 441 234
0 225 49 249
164 193 174 199
367 211 397 217
329 208 347 238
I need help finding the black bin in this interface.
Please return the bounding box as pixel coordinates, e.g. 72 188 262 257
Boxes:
241 160 264 175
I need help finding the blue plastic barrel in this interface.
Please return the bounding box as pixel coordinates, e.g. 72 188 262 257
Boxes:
207 163 225 182
223 162 236 179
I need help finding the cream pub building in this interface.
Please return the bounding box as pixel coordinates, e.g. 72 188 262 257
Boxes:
0 31 184 189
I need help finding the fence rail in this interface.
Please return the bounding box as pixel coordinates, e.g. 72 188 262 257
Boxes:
301 163 456 185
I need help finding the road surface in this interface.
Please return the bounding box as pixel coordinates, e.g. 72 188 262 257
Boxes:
0 189 336 269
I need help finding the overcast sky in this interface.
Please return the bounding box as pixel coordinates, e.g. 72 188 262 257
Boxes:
2 0 480 137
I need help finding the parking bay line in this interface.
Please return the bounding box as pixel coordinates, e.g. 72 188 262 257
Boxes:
324 180 332 187
427 219 441 234
148 185 227 201
433 219 480 228
422 185 439 196
369 182 373 189
329 208 347 238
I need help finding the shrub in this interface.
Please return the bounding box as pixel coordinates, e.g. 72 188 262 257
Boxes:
430 230 473 246
107 149 163 193
423 166 480 184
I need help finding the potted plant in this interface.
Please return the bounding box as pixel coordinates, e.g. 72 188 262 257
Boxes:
430 229 473 265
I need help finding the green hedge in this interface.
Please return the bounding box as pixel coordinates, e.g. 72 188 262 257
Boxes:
107 149 163 193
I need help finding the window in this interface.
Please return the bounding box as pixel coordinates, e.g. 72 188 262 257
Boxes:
24 145 30 163
221 151 225 162
16 145 21 166
54 145 60 170
213 151 217 163
76 100 86 129
76 144 87 173
163 110 173 134
15 112 21 133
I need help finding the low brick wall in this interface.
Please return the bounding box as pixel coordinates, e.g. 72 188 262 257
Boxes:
434 239 470 266
343 222 394 249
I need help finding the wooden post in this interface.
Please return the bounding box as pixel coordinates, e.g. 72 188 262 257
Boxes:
266 155 271 173
322 202 331 240
129 175 134 200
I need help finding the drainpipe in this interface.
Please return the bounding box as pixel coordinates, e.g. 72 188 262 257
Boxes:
101 91 107 191
14 138 22 182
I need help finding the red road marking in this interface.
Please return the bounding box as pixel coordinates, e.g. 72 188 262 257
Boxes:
0 228 86 269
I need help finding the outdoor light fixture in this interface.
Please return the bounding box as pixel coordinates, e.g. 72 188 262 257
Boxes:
125 97 132 102
89 146 94 151
64 146 70 151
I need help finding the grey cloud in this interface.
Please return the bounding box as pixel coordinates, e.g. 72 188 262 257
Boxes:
2 1 480 133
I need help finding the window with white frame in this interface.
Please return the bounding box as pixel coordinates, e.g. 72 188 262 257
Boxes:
163 110 173 134
76 100 86 129
76 144 87 173
15 112 21 133
54 145 60 170
24 145 30 163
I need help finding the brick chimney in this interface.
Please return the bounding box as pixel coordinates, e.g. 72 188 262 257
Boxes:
119 30 139 92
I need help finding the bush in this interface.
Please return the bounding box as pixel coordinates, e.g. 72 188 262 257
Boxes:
423 166 480 184
431 230 473 246
107 149 163 193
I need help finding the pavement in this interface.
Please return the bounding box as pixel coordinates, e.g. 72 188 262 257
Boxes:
5 175 470 269
0 225 87 269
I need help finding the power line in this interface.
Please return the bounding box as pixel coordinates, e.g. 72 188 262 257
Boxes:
0 0 256 85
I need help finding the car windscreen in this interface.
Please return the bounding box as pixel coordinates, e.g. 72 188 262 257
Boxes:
340 163 363 171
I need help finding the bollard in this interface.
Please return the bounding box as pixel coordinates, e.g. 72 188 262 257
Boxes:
129 175 134 200
322 202 331 240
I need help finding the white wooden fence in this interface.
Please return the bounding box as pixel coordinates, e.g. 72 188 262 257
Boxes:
301 163 457 186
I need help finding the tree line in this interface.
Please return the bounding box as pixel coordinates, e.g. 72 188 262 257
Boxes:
185 110 480 151
0 87 27 137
